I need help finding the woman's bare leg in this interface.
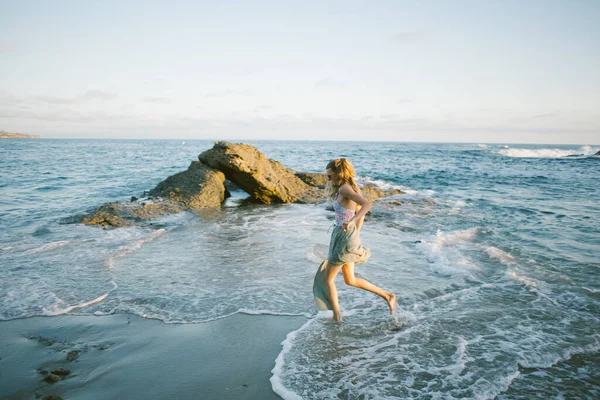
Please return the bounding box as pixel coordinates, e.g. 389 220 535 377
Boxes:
324 261 344 322
342 263 397 315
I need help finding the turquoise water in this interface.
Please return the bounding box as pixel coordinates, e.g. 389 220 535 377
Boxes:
1 139 599 399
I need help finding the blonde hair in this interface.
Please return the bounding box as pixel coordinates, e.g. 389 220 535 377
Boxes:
325 158 361 202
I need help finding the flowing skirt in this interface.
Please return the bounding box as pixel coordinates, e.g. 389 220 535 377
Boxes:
313 260 333 311
313 225 371 311
327 224 371 266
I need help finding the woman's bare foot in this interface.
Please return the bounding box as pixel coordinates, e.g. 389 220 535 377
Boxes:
333 312 343 323
386 293 397 315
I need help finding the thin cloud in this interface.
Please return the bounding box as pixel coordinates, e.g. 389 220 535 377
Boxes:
204 90 253 98
32 90 117 105
0 91 22 105
0 107 133 123
532 112 558 119
5 107 598 141
315 78 348 89
33 95 79 105
0 42 14 54
143 78 169 87
81 90 117 101
143 96 171 104
248 105 273 113
393 31 423 43
378 113 402 120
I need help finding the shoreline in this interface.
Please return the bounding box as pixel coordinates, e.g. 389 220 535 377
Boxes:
0 313 307 400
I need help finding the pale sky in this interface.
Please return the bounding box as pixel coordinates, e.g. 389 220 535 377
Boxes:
1 0 599 143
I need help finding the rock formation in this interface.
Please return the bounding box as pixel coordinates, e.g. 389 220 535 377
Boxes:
81 142 405 228
0 130 40 139
199 142 322 204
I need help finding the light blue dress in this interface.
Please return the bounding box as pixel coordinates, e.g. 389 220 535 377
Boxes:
313 195 371 310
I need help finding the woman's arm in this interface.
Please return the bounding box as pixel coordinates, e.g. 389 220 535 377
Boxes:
339 184 371 230
354 195 365 231
355 214 365 231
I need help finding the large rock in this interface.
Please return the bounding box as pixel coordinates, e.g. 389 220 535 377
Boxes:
199 142 322 204
148 161 228 211
595 150 600 156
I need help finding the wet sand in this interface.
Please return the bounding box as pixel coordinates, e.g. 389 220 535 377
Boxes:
0 313 306 400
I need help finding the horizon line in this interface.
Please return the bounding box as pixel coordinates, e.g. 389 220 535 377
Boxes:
16 137 600 147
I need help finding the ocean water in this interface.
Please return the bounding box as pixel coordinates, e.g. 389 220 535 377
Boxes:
1 139 599 399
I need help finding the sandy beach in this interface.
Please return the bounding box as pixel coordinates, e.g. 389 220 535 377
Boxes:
0 313 307 400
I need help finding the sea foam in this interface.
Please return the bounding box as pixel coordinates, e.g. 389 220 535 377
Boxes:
499 145 596 158
42 293 109 316
417 228 479 275
484 246 516 265
270 318 317 400
105 228 166 271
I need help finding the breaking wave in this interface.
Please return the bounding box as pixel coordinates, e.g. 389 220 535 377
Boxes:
499 145 596 158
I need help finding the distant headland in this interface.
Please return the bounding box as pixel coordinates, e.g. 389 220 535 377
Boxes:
0 130 40 139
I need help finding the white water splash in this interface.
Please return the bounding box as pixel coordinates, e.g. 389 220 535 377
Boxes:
499 145 596 158
507 271 537 287
417 228 479 275
105 229 166 270
391 305 417 330
305 244 328 264
485 246 516 265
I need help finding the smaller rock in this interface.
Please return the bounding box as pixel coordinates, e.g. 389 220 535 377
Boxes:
595 150 600 156
381 200 403 207
360 183 404 203
66 350 80 361
130 196 138 202
30 336 57 347
81 204 134 228
43 396 63 400
44 374 60 384
50 368 70 376
81 200 184 228
295 172 328 188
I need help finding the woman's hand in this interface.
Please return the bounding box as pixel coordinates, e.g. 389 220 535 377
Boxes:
342 221 355 231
